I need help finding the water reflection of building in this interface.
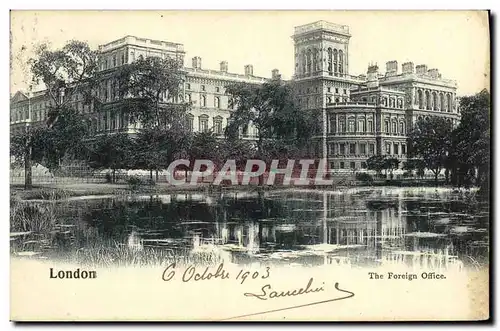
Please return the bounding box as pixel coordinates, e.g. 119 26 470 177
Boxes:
118 191 464 270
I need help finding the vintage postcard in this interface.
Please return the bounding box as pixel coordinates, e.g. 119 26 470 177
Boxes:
9 10 490 321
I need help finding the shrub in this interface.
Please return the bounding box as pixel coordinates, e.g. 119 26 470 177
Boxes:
356 172 374 184
127 176 143 191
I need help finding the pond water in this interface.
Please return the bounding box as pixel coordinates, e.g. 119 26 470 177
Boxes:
11 187 489 270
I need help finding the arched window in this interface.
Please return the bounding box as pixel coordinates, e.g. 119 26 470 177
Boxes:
301 50 307 74
397 99 403 108
447 94 452 112
213 116 223 135
327 48 333 74
367 119 373 132
201 95 207 107
426 91 431 110
418 90 424 109
440 93 445 111
186 113 194 131
358 119 366 132
385 120 390 133
399 122 405 135
432 92 438 110
392 121 397 134
333 49 338 75
313 48 320 72
199 114 209 133
348 118 355 132
214 96 220 108
339 118 346 132
338 50 344 75
306 49 312 74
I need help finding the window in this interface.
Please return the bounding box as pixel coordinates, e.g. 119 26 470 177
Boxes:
340 162 345 169
201 85 205 91
349 143 356 155
216 87 220 93
367 120 373 132
103 112 108 131
339 119 345 132
186 83 191 90
369 144 375 155
399 122 405 135
113 55 117 67
307 88 310 94
110 113 116 130
386 143 391 154
392 121 397 134
214 97 220 108
213 116 223 135
327 87 331 92
327 48 333 74
348 119 355 132
361 162 367 169
385 120 390 133
360 143 366 155
201 95 207 107
315 87 318 93
350 162 355 170
358 120 365 132
339 143 345 155
186 94 192 103
335 98 340 103
199 115 209 133
402 144 406 155
186 114 194 131
327 96 332 104
394 144 399 155
343 89 347 95
335 88 339 94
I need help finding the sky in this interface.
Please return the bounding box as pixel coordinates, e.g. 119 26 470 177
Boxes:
10 10 490 96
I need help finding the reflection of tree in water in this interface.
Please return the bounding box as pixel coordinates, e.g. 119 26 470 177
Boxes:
47 188 488 267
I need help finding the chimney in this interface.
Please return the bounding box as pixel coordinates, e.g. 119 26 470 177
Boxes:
427 68 439 79
385 60 398 77
416 64 428 75
272 69 281 80
192 56 202 69
220 61 228 72
244 64 254 76
402 62 414 74
366 64 379 88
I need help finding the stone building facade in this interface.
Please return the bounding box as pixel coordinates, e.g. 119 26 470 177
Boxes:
10 21 460 170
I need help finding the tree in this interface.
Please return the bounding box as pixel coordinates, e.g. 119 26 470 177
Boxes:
21 40 98 189
403 158 425 178
366 155 387 178
87 133 134 183
384 157 400 179
113 55 192 181
10 106 91 175
225 79 313 184
114 56 186 129
452 89 490 193
407 116 453 185
133 127 192 180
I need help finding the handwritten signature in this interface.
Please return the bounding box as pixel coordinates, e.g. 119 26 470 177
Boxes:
223 279 354 320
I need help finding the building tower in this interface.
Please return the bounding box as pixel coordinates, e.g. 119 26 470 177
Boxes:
292 21 363 160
